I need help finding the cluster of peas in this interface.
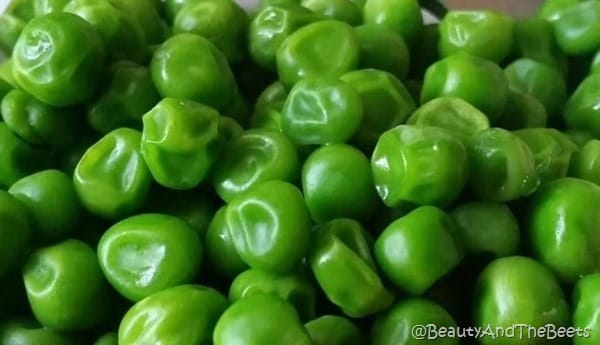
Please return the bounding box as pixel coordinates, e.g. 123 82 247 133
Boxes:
1 0 600 344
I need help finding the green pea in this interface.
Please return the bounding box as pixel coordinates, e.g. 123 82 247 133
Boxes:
0 123 47 188
569 139 600 185
496 91 548 130
204 206 249 279
355 25 410 81
0 190 32 277
300 0 361 25
306 315 365 345
363 0 423 47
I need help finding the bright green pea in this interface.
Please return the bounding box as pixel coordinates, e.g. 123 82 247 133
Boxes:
214 294 312 345
88 61 160 134
98 213 202 302
74 128 152 219
281 78 363 145
0 190 32 277
306 315 365 345
420 53 509 123
340 69 415 152
355 25 410 81
226 180 312 274
300 0 361 25
564 74 600 138
374 206 464 295
23 239 111 331
371 125 470 208
205 206 249 278
439 10 513 63
513 128 578 184
119 285 228 345
173 0 248 63
362 0 423 47
12 12 105 106
302 144 378 223
212 128 300 203
249 3 321 71
0 123 47 189
1 89 79 150
229 268 316 322
150 34 237 114
467 128 539 202
569 139 600 185
450 201 520 258
504 58 567 122
309 218 394 317
9 170 80 242
141 97 222 190
63 0 146 63
276 19 360 88
496 91 548 130
552 1 600 56
406 97 489 140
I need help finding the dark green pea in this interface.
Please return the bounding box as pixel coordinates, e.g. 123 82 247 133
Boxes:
0 123 47 188
512 17 567 75
1 89 78 150
0 190 32 277
306 315 365 345
9 169 80 242
569 139 600 185
173 0 248 63
496 91 548 130
363 0 423 47
88 61 160 134
0 319 78 345
355 25 410 81
205 206 249 279
93 332 118 345
468 128 539 202
564 74 600 138
450 201 520 257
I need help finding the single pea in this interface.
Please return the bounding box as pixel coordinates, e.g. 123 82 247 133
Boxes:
204 206 249 279
355 25 410 81
0 190 32 277
306 315 365 345
569 139 600 185
362 0 423 47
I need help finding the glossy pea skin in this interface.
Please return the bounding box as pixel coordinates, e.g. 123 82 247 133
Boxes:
281 78 363 145
212 128 300 203
74 128 152 220
305 315 365 345
564 74 600 138
450 201 519 258
308 218 394 317
473 256 570 345
150 34 237 114
528 178 600 283
9 169 80 242
439 10 513 63
248 3 321 71
371 299 459 345
213 294 312 345
371 125 470 208
340 69 416 152
374 206 464 295
569 139 600 185
229 268 316 322
23 239 111 331
551 1 600 56
98 213 202 302
119 285 229 345
467 128 539 202
276 19 360 88
226 180 312 274
173 0 248 63
420 53 509 123
12 12 105 107
1 88 78 150
302 144 378 223
204 206 249 279
355 25 410 81
141 97 222 190
573 273 600 345
63 0 146 63
0 190 32 277
88 61 160 134
362 0 423 47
